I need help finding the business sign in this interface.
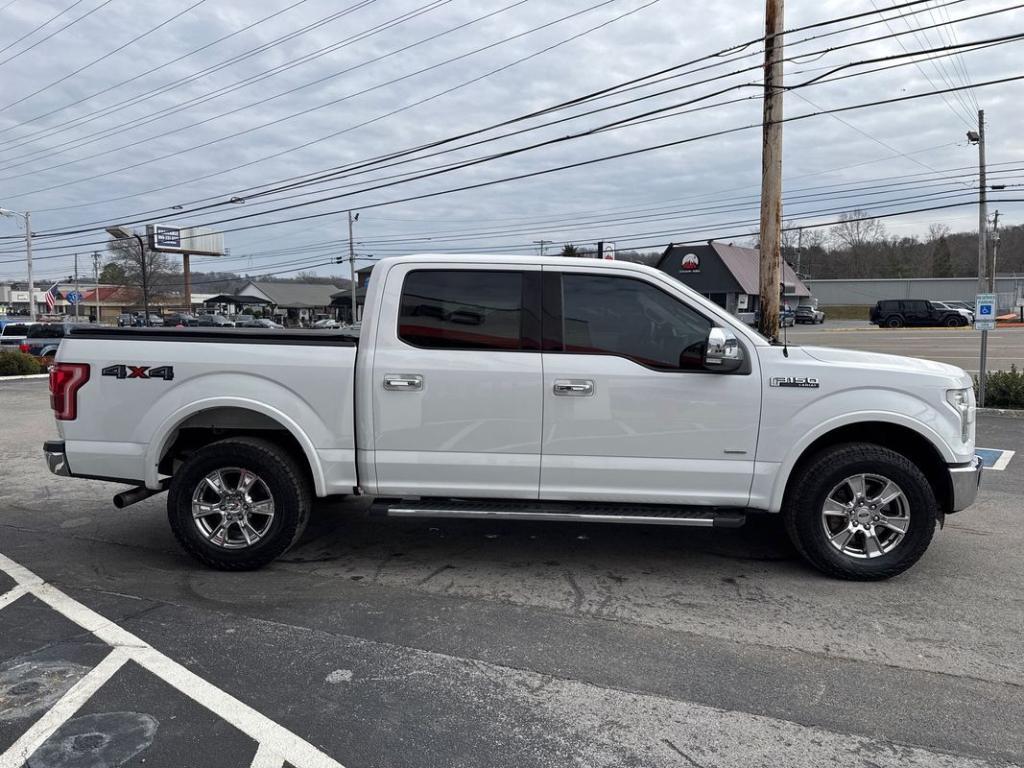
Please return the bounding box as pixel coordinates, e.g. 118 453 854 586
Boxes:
680 252 700 272
154 226 181 249
146 224 224 256
975 292 996 331
65 291 83 304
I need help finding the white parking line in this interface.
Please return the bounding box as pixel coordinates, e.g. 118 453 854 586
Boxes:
991 450 1015 471
0 552 344 768
1 649 130 768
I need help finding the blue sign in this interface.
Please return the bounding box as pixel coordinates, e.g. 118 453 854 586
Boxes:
66 291 83 304
975 293 996 330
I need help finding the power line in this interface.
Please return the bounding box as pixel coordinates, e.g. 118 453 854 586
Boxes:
6 0 974 215
0 0 638 195
0 0 119 69
0 0 90 58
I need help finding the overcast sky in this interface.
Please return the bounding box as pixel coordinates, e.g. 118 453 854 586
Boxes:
0 0 1020 282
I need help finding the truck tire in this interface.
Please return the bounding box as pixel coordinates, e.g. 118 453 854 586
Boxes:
884 316 903 328
944 315 964 327
167 437 311 570
782 443 937 580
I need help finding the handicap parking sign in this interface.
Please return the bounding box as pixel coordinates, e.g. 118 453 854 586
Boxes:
975 293 996 330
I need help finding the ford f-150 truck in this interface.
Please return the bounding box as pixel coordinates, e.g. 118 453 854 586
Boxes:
43 255 982 579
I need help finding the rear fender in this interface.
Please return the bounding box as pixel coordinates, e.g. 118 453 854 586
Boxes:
140 378 328 494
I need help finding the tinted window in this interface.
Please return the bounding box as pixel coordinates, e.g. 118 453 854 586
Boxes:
399 270 525 351
26 324 65 338
878 301 899 311
559 274 712 370
2 324 30 336
902 300 928 312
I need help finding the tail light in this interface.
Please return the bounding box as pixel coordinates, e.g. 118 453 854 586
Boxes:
49 363 89 421
19 343 29 353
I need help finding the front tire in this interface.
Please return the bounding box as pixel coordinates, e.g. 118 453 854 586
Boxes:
782 443 937 580
167 437 311 570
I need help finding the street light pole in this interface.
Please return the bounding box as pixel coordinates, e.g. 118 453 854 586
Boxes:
348 211 358 325
105 226 150 324
0 207 35 320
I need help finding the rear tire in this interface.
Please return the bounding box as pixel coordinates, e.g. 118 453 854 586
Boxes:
945 316 961 327
167 437 311 570
884 316 903 328
782 443 937 580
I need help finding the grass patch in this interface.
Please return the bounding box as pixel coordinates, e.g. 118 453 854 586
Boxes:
821 305 871 320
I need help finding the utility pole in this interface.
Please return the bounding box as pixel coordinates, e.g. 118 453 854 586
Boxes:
975 110 987 294
968 111 989 406
348 211 358 324
92 252 100 323
74 253 80 318
532 239 551 256
989 210 999 292
757 0 784 340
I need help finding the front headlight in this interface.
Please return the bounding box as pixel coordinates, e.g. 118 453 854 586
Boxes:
946 387 976 442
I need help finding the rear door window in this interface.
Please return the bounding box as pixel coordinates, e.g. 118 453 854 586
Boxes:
399 270 536 351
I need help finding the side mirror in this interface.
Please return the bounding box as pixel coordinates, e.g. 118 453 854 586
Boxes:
704 327 743 373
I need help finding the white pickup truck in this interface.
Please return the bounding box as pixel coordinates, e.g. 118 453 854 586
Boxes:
44 255 982 579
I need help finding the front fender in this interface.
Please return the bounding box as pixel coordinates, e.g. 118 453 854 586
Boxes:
139 374 328 494
759 389 960 513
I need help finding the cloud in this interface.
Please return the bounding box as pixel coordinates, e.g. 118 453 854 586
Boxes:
0 0 1020 280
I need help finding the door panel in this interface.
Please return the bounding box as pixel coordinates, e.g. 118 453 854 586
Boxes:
539 269 760 506
371 265 543 498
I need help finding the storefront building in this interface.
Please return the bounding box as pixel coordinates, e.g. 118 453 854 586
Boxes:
657 242 810 314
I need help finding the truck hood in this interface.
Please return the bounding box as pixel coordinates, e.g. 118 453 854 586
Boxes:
799 346 971 386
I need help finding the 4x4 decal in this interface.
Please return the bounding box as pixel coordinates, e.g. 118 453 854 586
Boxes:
102 364 174 381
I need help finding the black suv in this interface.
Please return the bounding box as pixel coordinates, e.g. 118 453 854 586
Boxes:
870 299 968 328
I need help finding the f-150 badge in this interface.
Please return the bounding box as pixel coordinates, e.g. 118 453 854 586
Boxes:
770 376 819 388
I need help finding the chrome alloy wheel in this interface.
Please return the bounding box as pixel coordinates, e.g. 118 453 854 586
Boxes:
821 473 910 559
191 468 275 550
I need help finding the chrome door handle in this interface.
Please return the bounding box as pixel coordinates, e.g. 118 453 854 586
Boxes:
384 374 423 391
553 379 594 396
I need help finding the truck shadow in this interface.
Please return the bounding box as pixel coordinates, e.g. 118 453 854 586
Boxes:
283 498 800 572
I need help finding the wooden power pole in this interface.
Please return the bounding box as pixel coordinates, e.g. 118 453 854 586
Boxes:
757 0 784 340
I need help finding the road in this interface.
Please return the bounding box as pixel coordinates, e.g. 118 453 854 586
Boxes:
787 322 1024 374
1 377 1022 767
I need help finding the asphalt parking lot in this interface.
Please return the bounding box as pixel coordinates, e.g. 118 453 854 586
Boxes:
1 377 1022 768
787 322 1024 374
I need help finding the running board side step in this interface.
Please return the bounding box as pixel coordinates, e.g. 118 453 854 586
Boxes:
371 499 747 528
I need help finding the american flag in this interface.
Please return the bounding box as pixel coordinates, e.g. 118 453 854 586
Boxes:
44 283 61 312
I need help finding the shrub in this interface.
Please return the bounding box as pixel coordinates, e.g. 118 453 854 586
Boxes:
976 365 1024 409
0 350 43 376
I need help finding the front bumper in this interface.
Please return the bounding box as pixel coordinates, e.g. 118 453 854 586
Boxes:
44 439 71 477
948 455 983 512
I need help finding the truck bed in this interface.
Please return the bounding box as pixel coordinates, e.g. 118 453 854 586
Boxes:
56 325 359 495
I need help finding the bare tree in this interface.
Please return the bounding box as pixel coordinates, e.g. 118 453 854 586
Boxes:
927 223 951 243
106 237 180 301
829 210 886 251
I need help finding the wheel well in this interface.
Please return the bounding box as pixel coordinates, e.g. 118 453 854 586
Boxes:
158 407 315 490
784 422 952 513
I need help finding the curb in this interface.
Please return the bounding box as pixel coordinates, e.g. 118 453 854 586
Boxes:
977 407 1024 418
0 373 48 381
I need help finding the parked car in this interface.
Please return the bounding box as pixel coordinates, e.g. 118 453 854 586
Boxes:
236 317 283 329
869 299 969 328
930 301 974 324
0 320 37 349
19 322 70 357
194 314 234 327
117 313 134 328
795 303 825 324
163 313 197 327
45 255 981 580
313 318 341 329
